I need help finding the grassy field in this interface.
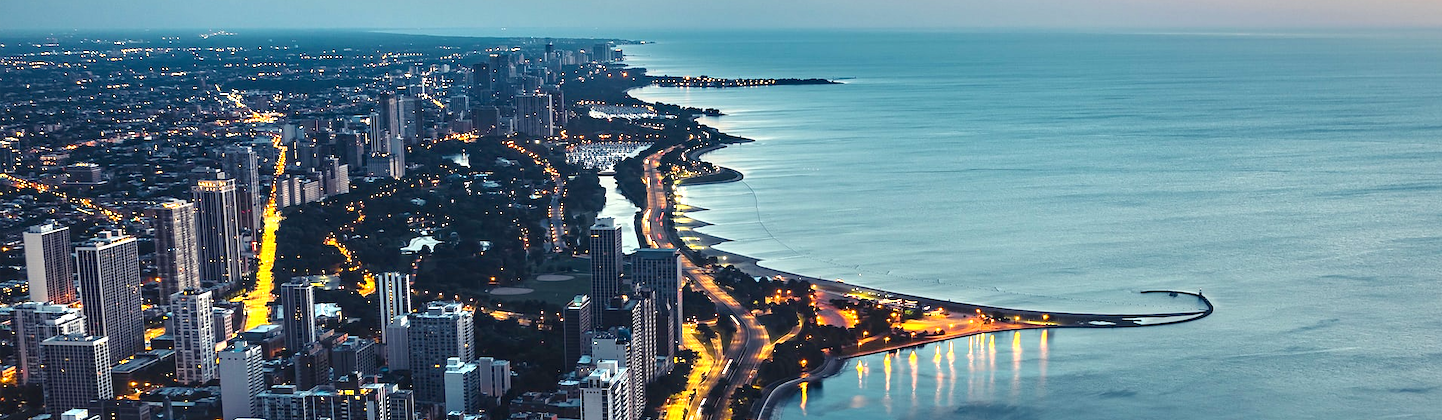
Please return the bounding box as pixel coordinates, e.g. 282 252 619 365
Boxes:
490 256 592 306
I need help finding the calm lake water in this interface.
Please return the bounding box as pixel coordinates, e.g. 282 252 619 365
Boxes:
618 30 1442 420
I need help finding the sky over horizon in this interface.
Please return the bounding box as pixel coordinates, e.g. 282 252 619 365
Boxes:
2 0 1441 32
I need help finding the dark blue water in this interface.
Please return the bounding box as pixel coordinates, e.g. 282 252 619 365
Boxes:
619 31 1442 420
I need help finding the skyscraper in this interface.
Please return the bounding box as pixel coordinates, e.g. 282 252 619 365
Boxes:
41 334 112 418
469 62 493 105
281 278 317 352
219 145 262 234
75 230 144 364
589 218 624 322
631 248 683 361
603 290 659 410
12 302 86 385
153 200 200 302
407 302 474 404
378 272 412 344
194 173 246 286
515 94 555 137
24 222 75 304
171 289 217 385
378 92 421 142
564 295 592 369
219 341 266 420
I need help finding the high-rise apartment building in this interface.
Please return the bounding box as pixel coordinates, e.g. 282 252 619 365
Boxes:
407 302 474 404
219 145 262 233
516 94 555 137
24 222 75 304
281 278 317 352
75 230 144 364
388 389 416 420
194 173 246 285
385 316 410 371
153 200 200 302
330 336 379 378
12 302 86 385
378 272 412 344
443 357 481 414
589 218 624 321
580 360 630 420
219 341 266 420
631 248 682 362
171 289 217 384
564 295 592 369
40 334 112 418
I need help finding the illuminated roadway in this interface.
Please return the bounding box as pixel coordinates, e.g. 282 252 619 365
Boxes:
641 146 772 420
235 135 286 330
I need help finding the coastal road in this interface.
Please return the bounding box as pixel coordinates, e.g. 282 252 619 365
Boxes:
641 146 771 420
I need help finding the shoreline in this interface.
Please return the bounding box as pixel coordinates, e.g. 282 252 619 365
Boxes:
628 83 1215 420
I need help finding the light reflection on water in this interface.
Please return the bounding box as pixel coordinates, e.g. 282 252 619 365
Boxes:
775 330 1055 419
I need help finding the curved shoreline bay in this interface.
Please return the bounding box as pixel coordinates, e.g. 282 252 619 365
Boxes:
624 31 1442 419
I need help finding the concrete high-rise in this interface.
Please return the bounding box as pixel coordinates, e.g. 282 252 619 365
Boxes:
12 302 86 385
407 302 474 404
378 93 421 142
219 145 262 234
580 360 630 420
601 291 658 414
24 222 75 304
589 218 624 321
443 357 481 414
40 334 112 418
330 336 379 378
153 200 201 302
171 289 217 385
75 230 144 364
631 248 682 362
281 278 317 352
378 272 412 344
564 295 592 369
219 341 266 420
194 173 246 286
515 94 555 137
476 357 511 398
385 316 410 371
387 388 415 420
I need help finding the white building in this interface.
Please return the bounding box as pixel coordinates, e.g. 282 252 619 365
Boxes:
24 222 76 304
172 289 217 384
581 360 631 420
378 272 412 344
220 342 266 420
443 357 481 414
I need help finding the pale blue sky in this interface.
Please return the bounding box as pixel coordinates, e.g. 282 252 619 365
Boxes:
2 0 1440 31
